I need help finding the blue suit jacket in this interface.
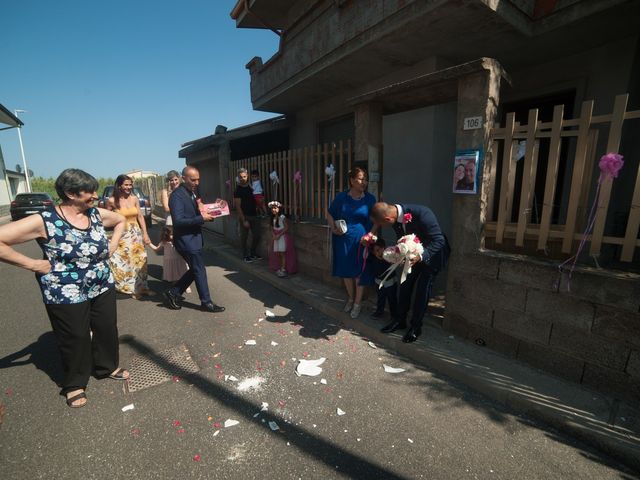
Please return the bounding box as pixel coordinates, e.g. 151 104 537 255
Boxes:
169 185 205 253
392 204 450 272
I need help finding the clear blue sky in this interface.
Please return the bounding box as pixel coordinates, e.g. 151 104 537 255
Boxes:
0 0 280 179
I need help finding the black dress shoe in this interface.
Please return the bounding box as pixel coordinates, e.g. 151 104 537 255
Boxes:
370 310 385 319
201 302 225 313
163 290 182 310
402 327 422 343
381 319 407 333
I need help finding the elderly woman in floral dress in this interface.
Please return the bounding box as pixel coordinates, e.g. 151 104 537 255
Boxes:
0 169 129 408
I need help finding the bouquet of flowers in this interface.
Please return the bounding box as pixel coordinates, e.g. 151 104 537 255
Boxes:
379 234 424 288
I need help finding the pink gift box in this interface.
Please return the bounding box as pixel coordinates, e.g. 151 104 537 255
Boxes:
201 199 230 217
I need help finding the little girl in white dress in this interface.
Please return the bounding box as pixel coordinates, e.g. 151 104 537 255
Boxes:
149 226 191 293
268 201 298 277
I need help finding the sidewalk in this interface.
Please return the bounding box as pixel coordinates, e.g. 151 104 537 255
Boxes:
202 229 640 473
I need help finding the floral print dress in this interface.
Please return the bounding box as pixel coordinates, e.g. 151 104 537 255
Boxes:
109 205 148 295
37 208 114 304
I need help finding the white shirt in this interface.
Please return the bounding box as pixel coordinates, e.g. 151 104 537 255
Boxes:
251 180 263 195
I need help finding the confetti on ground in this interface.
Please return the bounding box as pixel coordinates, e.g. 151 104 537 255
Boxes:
213 430 220 437
213 422 222 428
245 340 257 346
207 416 213 421
269 421 280 431
5 388 14 396
383 364 406 374
193 454 201 462
271 341 279 346
261 402 269 411
172 375 180 382
228 375 238 382
224 419 240 428
131 428 141 437
337 408 346 416
296 357 326 377
258 317 264 322
173 420 182 427
320 379 327 385
121 404 135 412
265 310 275 317
237 377 265 391
368 341 377 349
177 428 185 434
408 438 414 444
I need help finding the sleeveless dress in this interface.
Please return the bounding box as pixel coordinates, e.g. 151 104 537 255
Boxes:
162 240 188 282
109 205 149 295
268 215 298 274
327 190 376 283
36 208 114 304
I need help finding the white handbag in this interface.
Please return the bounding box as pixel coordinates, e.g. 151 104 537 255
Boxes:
335 219 348 234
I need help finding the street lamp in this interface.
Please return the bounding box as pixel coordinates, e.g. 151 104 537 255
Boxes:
14 109 31 193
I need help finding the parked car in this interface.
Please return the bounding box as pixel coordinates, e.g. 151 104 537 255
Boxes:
10 192 54 221
97 186 152 227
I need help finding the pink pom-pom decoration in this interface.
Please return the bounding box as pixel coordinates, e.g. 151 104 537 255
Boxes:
361 232 377 245
403 213 412 223
599 153 624 179
294 171 302 183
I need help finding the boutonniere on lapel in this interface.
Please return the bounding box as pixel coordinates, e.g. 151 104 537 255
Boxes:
403 213 412 224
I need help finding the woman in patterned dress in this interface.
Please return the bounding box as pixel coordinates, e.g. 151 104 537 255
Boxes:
0 169 128 408
107 174 151 298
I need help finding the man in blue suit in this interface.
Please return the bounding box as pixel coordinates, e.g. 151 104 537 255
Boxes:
370 202 450 343
163 166 225 313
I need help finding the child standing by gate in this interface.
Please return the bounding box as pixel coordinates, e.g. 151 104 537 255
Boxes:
268 201 297 278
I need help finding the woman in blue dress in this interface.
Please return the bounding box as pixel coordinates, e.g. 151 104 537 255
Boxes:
327 167 376 318
0 169 128 408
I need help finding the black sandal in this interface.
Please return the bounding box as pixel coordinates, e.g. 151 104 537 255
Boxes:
66 391 87 408
108 368 129 381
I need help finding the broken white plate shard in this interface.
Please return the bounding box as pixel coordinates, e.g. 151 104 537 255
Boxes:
261 402 269 412
269 421 280 431
237 377 265 391
320 379 327 385
228 375 239 382
224 419 240 428
121 404 135 412
271 341 279 346
383 364 406 374
337 408 346 416
368 341 377 349
213 430 220 437
224 375 229 381
295 357 326 377
245 340 257 346
265 310 275 317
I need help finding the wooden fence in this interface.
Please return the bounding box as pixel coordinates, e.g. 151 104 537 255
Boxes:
231 139 353 221
485 93 640 262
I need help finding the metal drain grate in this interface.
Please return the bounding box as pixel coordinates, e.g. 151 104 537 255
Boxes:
126 344 199 393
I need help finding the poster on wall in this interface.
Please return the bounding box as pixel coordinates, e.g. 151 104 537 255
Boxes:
453 149 480 194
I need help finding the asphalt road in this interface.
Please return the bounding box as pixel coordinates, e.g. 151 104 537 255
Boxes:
0 227 637 479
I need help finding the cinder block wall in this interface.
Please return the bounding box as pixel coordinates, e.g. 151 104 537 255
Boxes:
444 251 640 402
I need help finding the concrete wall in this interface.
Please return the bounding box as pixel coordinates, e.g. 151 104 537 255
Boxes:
445 251 640 402
381 102 457 236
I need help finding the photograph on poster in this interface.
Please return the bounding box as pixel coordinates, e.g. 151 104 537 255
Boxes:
453 150 480 194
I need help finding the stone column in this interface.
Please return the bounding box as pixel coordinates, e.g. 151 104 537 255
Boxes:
451 60 505 257
444 59 506 335
354 102 383 199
